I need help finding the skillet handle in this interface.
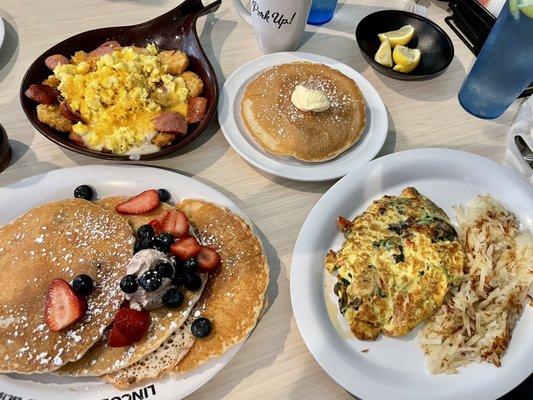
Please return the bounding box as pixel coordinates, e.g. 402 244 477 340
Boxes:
152 0 221 27
186 0 221 20
172 0 222 22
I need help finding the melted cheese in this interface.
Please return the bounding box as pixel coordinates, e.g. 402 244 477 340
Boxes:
54 44 189 154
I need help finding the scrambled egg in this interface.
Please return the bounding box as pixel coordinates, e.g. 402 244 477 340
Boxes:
54 44 189 154
325 187 465 340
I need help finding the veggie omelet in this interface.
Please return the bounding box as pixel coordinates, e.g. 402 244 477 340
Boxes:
325 187 464 340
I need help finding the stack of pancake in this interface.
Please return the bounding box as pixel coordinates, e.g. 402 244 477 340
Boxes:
0 196 269 388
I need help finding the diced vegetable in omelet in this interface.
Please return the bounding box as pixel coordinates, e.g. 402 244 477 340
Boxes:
325 187 465 340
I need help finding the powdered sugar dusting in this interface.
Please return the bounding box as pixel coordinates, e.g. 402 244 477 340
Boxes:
0 199 135 372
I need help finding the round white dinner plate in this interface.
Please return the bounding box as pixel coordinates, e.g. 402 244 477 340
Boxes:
0 165 248 400
0 18 5 51
218 52 388 181
290 148 533 400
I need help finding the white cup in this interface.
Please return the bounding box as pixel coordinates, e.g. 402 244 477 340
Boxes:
233 0 312 54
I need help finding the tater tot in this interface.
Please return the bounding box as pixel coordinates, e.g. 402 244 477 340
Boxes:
158 50 189 75
36 104 73 133
42 75 60 89
180 71 204 98
151 132 176 147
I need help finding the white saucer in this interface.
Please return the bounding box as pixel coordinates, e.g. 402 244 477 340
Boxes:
0 165 249 400
291 148 533 400
218 52 388 181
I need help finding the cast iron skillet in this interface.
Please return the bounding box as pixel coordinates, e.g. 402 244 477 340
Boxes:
356 10 454 81
20 0 221 161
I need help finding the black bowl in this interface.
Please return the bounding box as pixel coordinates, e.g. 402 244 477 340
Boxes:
355 10 454 80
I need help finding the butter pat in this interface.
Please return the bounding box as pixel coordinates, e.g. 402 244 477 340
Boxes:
291 85 330 112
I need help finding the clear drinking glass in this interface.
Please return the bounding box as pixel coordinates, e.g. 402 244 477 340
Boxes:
307 0 338 25
458 0 533 119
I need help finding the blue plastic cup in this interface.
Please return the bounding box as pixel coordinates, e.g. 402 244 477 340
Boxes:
458 1 533 119
307 0 338 25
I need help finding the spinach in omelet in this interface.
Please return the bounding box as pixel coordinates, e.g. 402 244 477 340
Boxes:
325 187 465 340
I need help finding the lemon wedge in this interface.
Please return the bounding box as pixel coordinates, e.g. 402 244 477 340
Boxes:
378 25 415 47
518 0 533 18
374 38 393 68
392 45 421 73
510 0 533 18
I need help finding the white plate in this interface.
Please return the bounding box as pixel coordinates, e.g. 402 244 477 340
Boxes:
290 148 533 400
0 165 248 400
218 52 388 181
0 18 4 51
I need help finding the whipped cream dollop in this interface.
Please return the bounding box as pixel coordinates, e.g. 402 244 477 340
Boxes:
290 85 331 112
124 249 172 311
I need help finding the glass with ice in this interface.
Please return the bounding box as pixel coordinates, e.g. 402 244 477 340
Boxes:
458 0 533 119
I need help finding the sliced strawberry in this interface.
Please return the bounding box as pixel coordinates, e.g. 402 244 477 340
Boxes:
114 307 150 341
170 237 202 260
109 307 150 347
115 189 160 215
161 209 190 238
45 278 87 332
196 246 221 273
108 324 133 347
148 210 169 233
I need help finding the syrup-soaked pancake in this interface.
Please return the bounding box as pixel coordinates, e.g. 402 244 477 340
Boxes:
241 62 366 162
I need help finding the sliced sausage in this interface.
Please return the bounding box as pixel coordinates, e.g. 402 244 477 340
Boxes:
153 111 188 135
45 54 69 70
87 41 121 60
59 101 81 123
69 132 85 146
187 97 207 124
24 84 60 104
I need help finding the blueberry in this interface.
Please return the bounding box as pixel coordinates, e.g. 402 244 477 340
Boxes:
172 271 188 287
191 318 211 338
137 236 155 252
162 288 184 308
137 224 154 239
155 262 174 279
74 185 94 201
184 274 202 291
72 274 94 296
182 258 197 274
138 270 162 292
120 274 138 294
154 233 174 253
169 255 183 269
157 189 171 202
